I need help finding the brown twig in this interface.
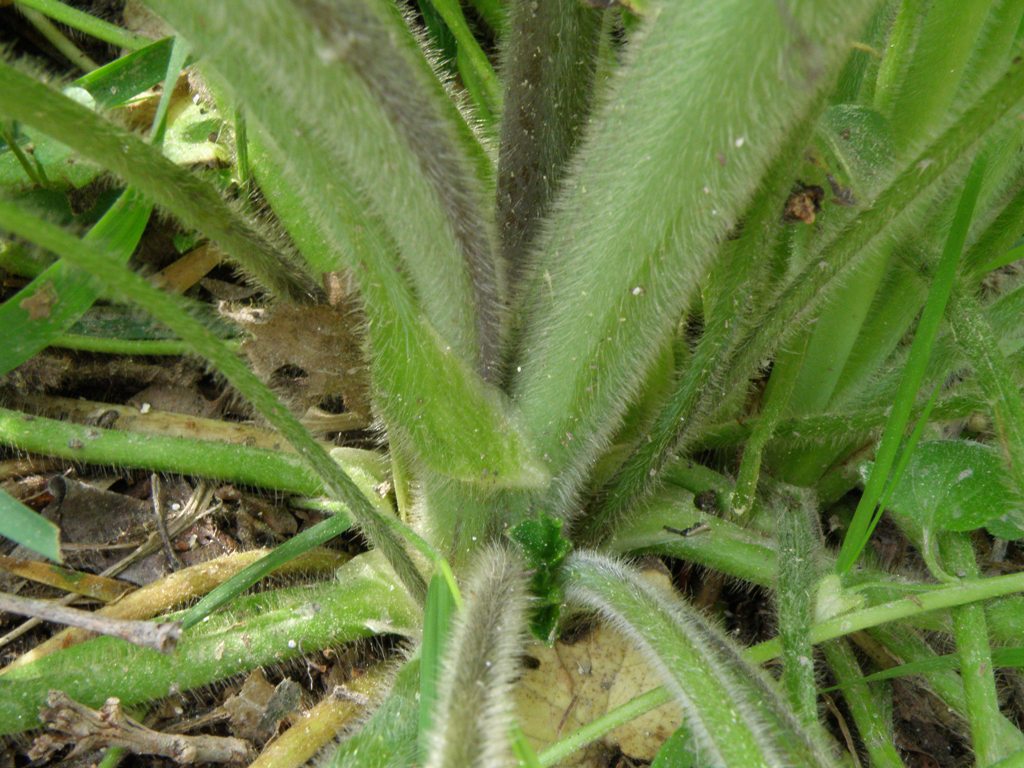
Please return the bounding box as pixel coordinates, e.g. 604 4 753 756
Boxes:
0 591 181 653
29 691 253 764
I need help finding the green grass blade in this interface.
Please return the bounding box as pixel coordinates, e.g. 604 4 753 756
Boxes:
509 723 543 768
0 187 151 376
885 1 994 151
0 200 427 604
467 0 506 34
180 512 355 630
18 6 97 72
0 488 61 563
512 0 880 518
835 156 986 573
423 547 528 768
418 571 459 763
147 35 189 147
429 0 502 124
74 36 176 109
537 687 671 767
0 60 317 301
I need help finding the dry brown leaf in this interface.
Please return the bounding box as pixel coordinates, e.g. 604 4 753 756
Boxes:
515 567 682 766
232 299 371 420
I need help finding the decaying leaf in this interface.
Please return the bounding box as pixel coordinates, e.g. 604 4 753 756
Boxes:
231 295 371 420
223 668 301 743
515 566 682 765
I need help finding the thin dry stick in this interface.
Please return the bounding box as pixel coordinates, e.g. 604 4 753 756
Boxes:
0 592 181 653
29 690 253 764
0 481 216 649
151 473 183 570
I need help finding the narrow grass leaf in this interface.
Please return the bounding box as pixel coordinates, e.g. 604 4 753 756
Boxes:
75 36 175 108
429 0 502 123
424 547 528 768
0 488 61 563
418 571 459 763
509 724 543 768
884 1 993 151
180 511 355 630
836 155 987 572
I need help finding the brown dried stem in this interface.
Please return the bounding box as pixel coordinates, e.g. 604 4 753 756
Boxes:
30 690 253 764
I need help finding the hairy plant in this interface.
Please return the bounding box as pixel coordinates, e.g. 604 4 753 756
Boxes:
2 1 1024 766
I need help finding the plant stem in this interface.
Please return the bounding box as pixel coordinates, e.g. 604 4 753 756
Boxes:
536 687 671 767
775 488 821 727
942 534 1007 765
747 569 1024 664
0 405 377 497
15 0 154 50
48 335 195 355
17 6 99 71
822 639 905 768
